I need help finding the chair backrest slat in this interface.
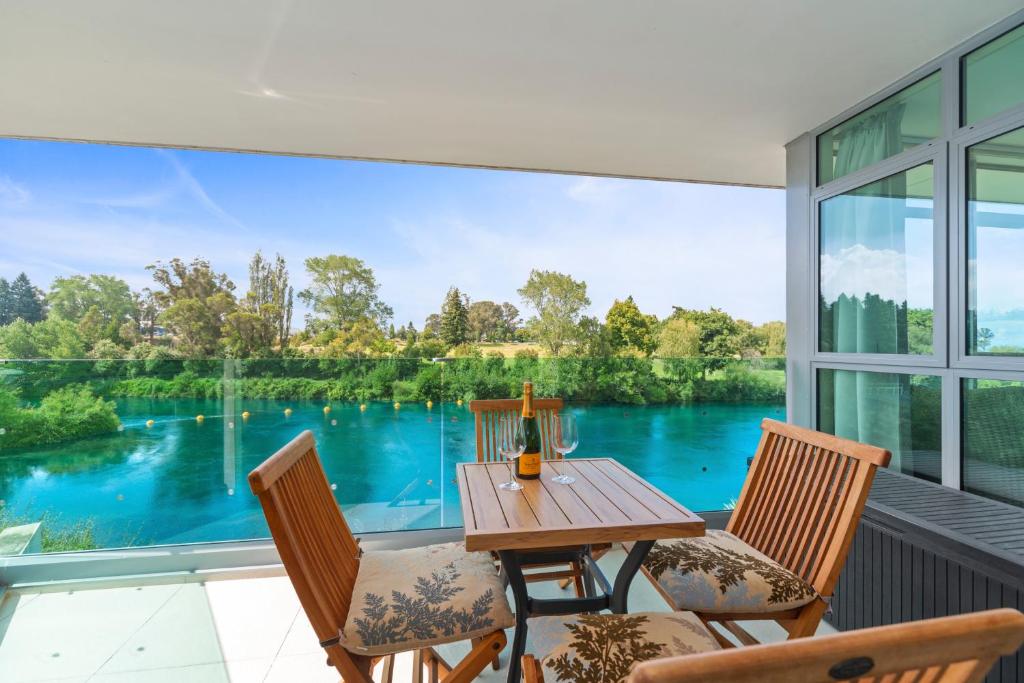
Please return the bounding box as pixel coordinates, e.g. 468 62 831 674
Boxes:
627 609 1024 683
726 419 891 596
469 398 564 462
249 430 366 679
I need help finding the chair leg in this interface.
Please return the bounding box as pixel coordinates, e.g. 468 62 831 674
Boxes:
573 560 586 597
413 649 425 683
444 630 508 683
426 647 452 675
380 654 395 683
472 636 501 671
785 600 828 640
557 560 586 594
523 654 545 683
698 615 735 649
719 620 760 647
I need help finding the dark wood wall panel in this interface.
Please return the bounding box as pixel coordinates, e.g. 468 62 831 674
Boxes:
830 515 1024 683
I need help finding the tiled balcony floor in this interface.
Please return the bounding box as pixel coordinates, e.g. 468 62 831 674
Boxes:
0 547 834 682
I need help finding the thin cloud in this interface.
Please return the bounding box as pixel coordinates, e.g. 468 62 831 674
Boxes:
84 184 180 210
157 150 244 229
565 176 626 204
0 175 31 207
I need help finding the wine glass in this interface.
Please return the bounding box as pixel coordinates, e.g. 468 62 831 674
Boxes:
551 413 579 485
498 414 527 491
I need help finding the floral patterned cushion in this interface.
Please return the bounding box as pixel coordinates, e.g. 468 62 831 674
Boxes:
643 530 818 613
530 611 719 683
341 542 515 656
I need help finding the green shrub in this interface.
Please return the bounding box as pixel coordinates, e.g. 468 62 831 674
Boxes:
0 510 99 553
0 385 121 450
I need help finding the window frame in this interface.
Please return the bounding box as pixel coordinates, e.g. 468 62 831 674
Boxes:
814 70 944 188
791 9 1024 503
811 146 948 368
951 116 1024 371
959 22 1024 129
956 368 1024 502
811 361 956 487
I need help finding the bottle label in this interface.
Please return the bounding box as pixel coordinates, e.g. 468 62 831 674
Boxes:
518 452 541 477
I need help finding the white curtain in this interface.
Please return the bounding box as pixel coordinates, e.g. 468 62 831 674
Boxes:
824 105 913 469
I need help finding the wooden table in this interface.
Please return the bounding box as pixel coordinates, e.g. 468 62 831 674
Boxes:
457 458 704 683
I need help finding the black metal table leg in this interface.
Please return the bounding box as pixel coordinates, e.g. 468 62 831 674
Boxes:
580 544 598 599
498 550 530 683
497 541 658 681
610 540 654 614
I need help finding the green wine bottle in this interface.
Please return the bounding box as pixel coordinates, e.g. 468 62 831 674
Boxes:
516 382 541 479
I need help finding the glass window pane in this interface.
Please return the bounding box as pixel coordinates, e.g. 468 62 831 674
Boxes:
966 125 1024 356
817 72 941 185
962 378 1024 506
819 163 934 354
962 23 1024 126
818 369 941 483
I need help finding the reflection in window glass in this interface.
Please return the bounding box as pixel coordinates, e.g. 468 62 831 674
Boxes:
962 378 1024 507
819 163 934 354
967 126 1024 356
962 23 1024 126
817 72 941 185
818 369 941 483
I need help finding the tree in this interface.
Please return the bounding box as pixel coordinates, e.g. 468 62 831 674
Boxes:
223 309 278 357
77 305 107 347
8 273 45 323
499 302 521 341
669 307 739 378
0 278 11 325
440 287 469 347
467 300 503 342
134 288 162 342
148 258 237 356
0 318 87 359
977 327 995 352
605 296 658 356
223 252 294 355
518 270 591 355
388 323 396 339
48 274 134 322
407 321 418 345
423 314 441 339
245 251 294 347
299 255 392 331
759 320 786 356
322 318 395 357
656 317 702 380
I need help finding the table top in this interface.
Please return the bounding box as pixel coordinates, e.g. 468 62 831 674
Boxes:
456 457 705 551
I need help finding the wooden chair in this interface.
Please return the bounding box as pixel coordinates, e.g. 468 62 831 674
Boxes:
521 609 1024 683
623 609 1024 683
640 418 891 647
469 397 611 596
249 430 508 683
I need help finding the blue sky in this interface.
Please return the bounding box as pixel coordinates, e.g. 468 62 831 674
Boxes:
0 138 785 327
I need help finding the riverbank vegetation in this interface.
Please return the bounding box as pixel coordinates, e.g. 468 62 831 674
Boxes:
0 384 120 450
0 509 97 553
1 254 787 450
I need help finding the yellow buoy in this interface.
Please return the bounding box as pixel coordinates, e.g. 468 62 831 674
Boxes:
359 403 367 412
456 399 463 407
145 419 155 428
426 400 433 409
196 415 205 423
241 411 251 420
394 402 401 410
284 408 293 417
323 405 332 415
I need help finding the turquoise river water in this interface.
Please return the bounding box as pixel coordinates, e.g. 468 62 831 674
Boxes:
0 399 783 549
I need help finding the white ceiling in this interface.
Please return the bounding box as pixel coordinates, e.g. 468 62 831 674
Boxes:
1 1 1022 187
